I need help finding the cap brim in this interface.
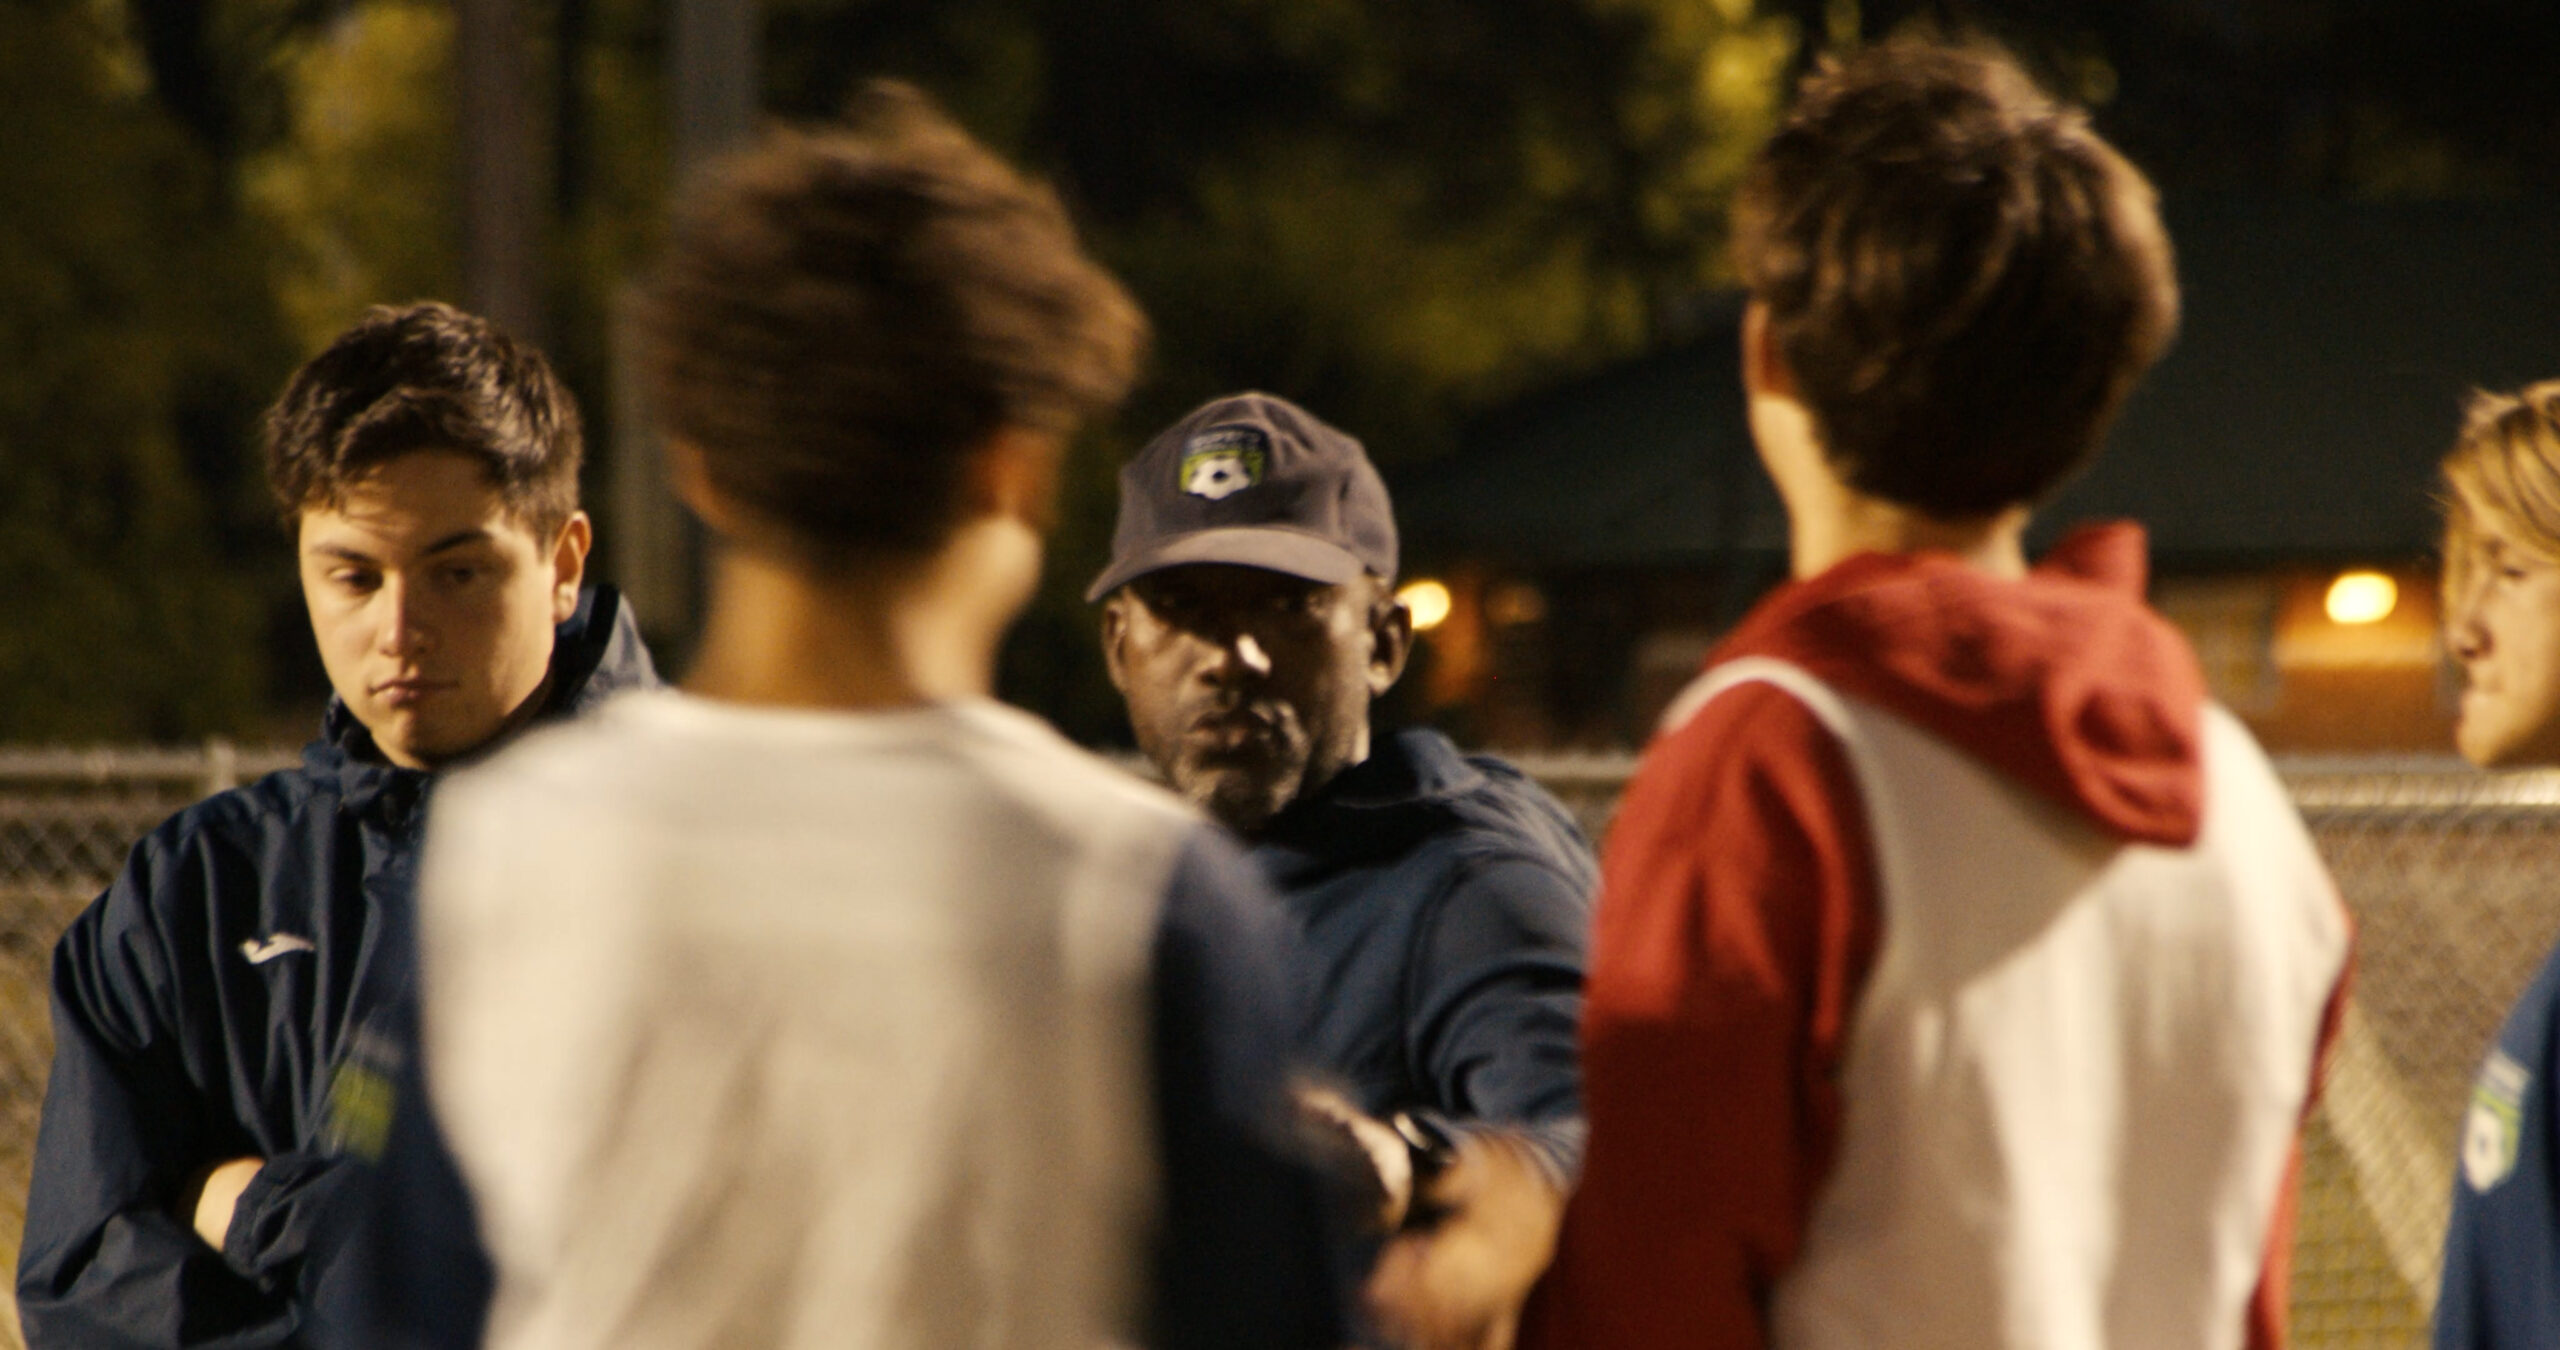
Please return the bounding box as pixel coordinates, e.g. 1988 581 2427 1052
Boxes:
1084 526 1371 602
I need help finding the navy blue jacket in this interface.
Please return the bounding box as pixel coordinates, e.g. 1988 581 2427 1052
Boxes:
2438 938 2560 1349
1252 728 1595 1177
16 589 657 1349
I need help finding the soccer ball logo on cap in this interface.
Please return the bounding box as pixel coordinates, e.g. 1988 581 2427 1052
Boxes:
1179 427 1268 500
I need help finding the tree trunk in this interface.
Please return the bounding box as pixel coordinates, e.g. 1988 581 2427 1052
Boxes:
457 0 545 343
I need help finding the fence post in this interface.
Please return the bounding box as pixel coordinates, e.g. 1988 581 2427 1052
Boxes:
203 737 237 797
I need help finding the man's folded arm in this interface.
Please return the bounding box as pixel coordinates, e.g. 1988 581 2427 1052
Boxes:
17 847 301 1348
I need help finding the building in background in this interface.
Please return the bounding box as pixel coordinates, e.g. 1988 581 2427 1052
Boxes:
1389 199 2560 756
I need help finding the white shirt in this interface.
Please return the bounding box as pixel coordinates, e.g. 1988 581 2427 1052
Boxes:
418 692 1212 1350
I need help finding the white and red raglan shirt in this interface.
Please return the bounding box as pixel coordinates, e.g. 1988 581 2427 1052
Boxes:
1522 523 2352 1350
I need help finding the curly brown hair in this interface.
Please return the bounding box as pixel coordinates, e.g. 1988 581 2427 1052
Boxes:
1732 38 2179 516
639 81 1148 560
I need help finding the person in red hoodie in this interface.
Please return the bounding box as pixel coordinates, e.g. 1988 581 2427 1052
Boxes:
1522 37 2353 1350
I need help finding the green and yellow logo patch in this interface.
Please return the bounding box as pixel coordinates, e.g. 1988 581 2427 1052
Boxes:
325 1059 397 1163
2465 1048 2528 1192
1179 428 1268 501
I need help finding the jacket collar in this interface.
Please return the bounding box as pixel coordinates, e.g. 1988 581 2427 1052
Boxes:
306 585 661 817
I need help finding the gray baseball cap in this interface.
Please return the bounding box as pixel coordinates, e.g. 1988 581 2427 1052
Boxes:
1085 392 1399 601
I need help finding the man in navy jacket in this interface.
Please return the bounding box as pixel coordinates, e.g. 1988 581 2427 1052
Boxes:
1095 392 1595 1349
16 302 656 1348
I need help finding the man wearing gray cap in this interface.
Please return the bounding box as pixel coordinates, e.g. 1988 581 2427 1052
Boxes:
1094 392 1595 1350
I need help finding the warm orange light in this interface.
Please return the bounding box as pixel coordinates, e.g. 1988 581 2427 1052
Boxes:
1398 579 1453 631
2324 571 2398 626
1486 582 1549 627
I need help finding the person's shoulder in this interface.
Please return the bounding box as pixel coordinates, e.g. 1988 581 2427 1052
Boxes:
2493 940 2560 1062
61 761 341 958
943 705 1233 973
424 696 674 854
1594 670 1864 870
1448 745 1579 821
1640 671 1846 801
942 699 1199 838
453 688 674 787
1395 731 1596 882
117 757 334 879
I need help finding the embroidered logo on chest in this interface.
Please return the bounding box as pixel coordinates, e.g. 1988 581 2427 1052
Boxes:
2465 1048 2529 1192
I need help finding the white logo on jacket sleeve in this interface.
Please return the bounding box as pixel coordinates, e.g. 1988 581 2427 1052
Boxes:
2464 1049 2529 1192
240 933 318 965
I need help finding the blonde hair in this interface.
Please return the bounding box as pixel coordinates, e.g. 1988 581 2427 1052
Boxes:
2442 381 2560 605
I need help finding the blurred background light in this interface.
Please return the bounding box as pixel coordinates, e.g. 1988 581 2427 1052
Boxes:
1486 581 1549 627
1399 579 1453 631
2325 570 2399 626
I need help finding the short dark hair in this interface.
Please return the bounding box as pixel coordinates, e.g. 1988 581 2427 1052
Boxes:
1732 38 2179 516
639 81 1147 559
264 301 583 535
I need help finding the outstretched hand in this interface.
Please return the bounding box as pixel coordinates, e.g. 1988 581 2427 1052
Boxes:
1363 1130 1565 1350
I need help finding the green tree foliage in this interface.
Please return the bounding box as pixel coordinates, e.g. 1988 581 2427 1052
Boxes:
756 0 1798 737
767 0 1794 460
1820 0 2560 198
20 0 2560 745
0 0 285 740
241 0 669 451
243 1 464 353
0 0 673 742
0 0 1806 740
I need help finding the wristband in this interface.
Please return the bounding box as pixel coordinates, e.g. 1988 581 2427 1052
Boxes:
1392 1112 1460 1231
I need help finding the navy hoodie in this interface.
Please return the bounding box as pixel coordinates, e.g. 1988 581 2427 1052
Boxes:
1251 727 1595 1178
16 588 657 1348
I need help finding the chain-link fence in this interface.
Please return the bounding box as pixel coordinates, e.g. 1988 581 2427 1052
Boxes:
0 743 299 1348
0 744 2547 1348
2276 760 2560 1347
1508 750 2555 1350
1517 752 2536 1345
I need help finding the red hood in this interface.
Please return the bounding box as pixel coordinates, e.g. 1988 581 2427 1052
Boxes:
1714 521 2206 846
